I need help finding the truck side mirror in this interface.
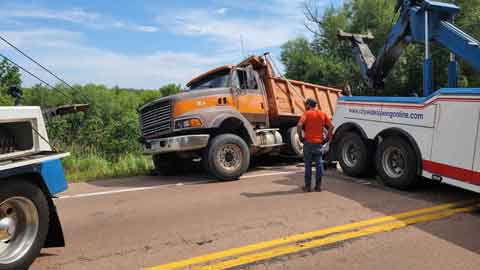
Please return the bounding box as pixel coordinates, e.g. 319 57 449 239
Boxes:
232 68 249 93
230 69 241 94
245 66 258 89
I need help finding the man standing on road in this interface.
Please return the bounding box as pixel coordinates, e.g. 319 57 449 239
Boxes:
297 98 334 192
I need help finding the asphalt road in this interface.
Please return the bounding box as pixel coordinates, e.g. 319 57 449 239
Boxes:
33 157 480 270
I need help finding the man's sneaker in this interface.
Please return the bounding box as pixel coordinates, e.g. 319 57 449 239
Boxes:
315 177 323 192
303 186 312 192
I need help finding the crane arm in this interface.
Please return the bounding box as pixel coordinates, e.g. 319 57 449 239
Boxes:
339 0 480 94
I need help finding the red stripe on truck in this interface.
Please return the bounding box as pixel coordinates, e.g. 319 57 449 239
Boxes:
423 160 480 185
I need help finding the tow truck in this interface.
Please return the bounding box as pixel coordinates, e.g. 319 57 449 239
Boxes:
332 0 480 192
0 87 87 269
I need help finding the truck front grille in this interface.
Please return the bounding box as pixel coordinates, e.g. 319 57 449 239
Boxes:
140 100 172 138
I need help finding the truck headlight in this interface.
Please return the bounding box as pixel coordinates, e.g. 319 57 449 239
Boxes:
175 118 203 129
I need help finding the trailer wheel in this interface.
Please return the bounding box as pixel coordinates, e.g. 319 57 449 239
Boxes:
376 136 419 190
285 127 304 158
0 180 49 270
204 134 250 180
337 132 373 177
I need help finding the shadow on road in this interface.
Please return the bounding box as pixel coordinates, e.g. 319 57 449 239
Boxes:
241 188 305 198
269 168 480 255
87 155 303 189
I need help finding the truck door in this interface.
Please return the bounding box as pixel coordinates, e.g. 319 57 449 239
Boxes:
232 66 267 126
430 104 479 183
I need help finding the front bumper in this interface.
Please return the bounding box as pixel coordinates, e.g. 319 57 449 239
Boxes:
143 135 210 154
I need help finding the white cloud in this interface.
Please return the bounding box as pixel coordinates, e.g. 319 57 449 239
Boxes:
216 8 229 15
156 7 306 52
0 29 85 49
1 8 99 24
0 1 330 89
0 6 159 33
131 25 159 33
211 0 306 17
1 29 235 89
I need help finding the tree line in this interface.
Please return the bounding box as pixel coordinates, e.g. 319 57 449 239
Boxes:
0 59 180 159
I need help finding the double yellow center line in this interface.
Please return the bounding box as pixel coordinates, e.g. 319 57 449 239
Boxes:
146 200 479 270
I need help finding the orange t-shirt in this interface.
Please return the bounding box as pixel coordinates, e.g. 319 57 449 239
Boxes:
299 109 332 144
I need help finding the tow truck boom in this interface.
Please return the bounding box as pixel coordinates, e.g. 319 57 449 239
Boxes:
338 0 480 95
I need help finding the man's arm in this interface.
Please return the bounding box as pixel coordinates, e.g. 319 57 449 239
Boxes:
297 114 306 141
326 117 334 142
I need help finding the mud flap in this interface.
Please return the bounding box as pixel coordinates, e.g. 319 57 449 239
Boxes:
44 198 65 248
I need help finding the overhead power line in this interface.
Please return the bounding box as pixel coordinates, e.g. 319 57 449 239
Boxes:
0 35 76 91
0 53 72 100
0 34 90 103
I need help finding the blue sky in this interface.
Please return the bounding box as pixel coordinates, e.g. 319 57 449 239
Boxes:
0 0 332 89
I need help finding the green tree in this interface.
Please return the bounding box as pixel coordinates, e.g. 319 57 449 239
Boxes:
21 82 178 159
159 84 181 97
281 38 350 86
0 59 22 105
282 0 480 96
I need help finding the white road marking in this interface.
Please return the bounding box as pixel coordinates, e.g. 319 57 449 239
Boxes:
58 186 166 200
241 171 301 179
57 170 302 200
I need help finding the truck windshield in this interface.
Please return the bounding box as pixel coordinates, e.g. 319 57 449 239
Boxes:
188 70 230 90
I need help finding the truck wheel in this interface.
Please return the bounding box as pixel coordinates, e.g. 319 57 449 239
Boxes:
337 132 373 177
376 136 419 190
204 134 250 180
0 180 49 270
285 127 303 158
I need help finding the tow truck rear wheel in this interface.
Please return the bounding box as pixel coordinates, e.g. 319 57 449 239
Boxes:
204 134 250 180
337 132 373 177
0 180 49 270
376 136 419 190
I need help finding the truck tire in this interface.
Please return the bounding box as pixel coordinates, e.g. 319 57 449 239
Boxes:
204 134 250 180
376 136 419 190
337 132 373 177
0 180 50 270
284 127 304 158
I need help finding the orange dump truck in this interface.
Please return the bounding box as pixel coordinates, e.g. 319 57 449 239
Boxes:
139 55 341 180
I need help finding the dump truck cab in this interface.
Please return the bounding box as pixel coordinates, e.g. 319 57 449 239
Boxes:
187 64 269 126
140 60 268 145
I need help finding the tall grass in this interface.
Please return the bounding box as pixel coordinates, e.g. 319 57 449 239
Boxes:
60 145 153 182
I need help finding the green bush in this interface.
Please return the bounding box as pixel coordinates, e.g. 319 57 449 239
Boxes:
63 152 153 183
17 83 179 182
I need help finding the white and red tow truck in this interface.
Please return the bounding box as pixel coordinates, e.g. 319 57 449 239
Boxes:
331 0 480 192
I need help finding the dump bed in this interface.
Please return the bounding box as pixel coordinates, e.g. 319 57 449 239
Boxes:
266 77 341 119
238 56 342 121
